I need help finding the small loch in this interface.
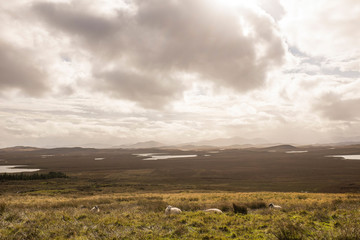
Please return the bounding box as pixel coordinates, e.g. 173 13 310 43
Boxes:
133 153 197 160
286 151 308 154
0 165 40 173
327 155 360 160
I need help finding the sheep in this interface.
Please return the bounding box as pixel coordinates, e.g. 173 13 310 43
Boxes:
165 205 182 215
91 205 100 212
268 203 282 209
203 208 223 213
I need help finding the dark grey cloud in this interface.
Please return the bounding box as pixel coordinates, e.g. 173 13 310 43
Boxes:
95 70 184 109
0 41 48 96
314 92 360 121
32 0 285 108
32 2 118 43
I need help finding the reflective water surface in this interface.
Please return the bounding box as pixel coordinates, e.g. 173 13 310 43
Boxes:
0 165 40 173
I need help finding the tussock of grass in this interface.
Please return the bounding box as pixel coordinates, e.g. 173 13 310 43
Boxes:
245 201 267 209
232 203 248 214
137 199 167 212
0 202 5 216
273 221 304 240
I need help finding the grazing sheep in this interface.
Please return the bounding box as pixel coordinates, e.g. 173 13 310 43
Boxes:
91 205 100 212
268 203 282 209
165 205 182 215
204 208 223 213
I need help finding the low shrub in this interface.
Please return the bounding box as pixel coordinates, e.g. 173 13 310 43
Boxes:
177 202 202 211
173 225 188 236
0 172 68 181
245 201 267 209
335 221 360 240
0 202 5 215
232 203 247 214
219 203 233 212
137 199 167 212
273 222 304 240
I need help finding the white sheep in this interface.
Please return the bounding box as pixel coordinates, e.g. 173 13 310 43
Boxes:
268 203 282 209
204 208 223 213
91 205 100 212
165 205 182 215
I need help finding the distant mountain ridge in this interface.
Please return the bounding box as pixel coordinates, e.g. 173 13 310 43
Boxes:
188 137 269 147
116 141 165 149
2 138 360 150
0 146 41 152
112 137 271 149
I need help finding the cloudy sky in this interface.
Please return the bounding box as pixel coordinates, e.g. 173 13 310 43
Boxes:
0 0 359 147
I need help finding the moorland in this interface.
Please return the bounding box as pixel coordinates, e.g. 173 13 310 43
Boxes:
1 144 360 239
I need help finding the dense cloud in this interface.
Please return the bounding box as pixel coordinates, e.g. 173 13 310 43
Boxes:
33 0 285 108
314 93 360 121
0 42 48 96
95 70 184 108
32 2 118 46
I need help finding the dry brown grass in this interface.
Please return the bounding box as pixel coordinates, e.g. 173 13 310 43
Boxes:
1 191 359 239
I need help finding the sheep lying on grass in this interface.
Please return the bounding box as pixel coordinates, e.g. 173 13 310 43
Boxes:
268 203 282 209
90 205 100 212
203 208 223 213
165 205 182 215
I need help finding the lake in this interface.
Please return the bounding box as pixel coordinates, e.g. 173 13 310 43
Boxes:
133 153 197 160
286 151 308 154
328 155 360 160
0 165 41 173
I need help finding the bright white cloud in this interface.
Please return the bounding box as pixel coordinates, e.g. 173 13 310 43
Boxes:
280 0 360 71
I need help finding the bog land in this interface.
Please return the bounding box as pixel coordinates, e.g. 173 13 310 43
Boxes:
0 145 360 239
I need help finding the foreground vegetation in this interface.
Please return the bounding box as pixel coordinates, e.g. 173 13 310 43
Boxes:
1 191 360 239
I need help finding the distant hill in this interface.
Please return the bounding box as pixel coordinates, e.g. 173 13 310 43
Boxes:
188 137 269 147
264 144 297 151
117 141 165 149
0 146 42 152
171 144 220 150
81 143 113 148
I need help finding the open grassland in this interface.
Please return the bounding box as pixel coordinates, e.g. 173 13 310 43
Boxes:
1 192 360 239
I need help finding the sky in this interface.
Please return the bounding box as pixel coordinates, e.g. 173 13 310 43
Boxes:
0 0 360 147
